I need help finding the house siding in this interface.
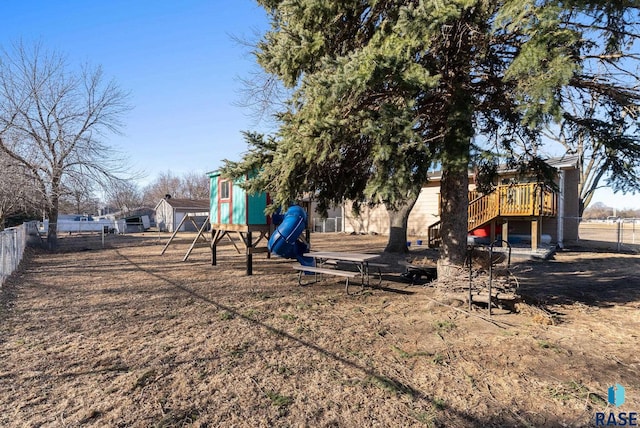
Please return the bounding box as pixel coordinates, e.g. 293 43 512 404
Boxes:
155 200 174 232
562 167 580 242
408 184 441 236
344 183 441 237
343 202 387 234
343 163 580 244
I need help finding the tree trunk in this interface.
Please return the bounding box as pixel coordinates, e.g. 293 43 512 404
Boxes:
383 193 419 253
47 199 59 251
437 85 473 280
437 167 469 279
47 174 62 250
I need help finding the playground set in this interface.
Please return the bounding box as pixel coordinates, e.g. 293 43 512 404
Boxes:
207 170 314 275
164 170 518 309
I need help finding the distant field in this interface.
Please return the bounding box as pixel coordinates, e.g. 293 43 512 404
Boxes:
578 220 640 252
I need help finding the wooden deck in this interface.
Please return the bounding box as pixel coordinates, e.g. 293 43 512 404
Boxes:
429 183 557 248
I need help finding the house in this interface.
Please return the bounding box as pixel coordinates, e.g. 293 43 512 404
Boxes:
343 155 581 249
154 196 210 233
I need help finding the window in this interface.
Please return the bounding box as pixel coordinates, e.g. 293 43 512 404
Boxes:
220 180 230 200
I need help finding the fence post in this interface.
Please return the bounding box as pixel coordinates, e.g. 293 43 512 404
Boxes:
12 229 17 272
617 219 622 252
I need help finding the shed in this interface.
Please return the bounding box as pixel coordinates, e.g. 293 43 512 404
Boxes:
154 197 210 233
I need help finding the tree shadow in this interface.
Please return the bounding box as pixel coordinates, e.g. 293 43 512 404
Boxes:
515 250 640 307
130 250 590 426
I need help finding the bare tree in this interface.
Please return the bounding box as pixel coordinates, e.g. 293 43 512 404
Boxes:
104 181 143 215
58 175 100 216
178 171 210 200
141 170 183 207
582 202 614 220
0 152 42 230
0 155 24 230
543 90 640 216
141 170 209 206
0 41 131 248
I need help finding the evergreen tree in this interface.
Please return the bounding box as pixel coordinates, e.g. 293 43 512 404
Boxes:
224 0 640 277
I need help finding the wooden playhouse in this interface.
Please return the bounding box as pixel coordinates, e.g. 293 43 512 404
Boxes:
208 170 314 274
207 170 275 274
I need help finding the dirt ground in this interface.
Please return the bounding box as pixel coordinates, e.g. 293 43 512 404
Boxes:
0 232 639 427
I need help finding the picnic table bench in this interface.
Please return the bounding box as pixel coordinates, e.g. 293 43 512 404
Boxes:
292 264 360 293
293 251 388 294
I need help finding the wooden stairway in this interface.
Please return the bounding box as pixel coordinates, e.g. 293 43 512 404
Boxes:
427 183 557 248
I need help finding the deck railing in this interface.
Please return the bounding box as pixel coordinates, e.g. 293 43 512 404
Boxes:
428 183 557 248
468 191 499 231
427 220 442 248
537 186 558 217
469 183 556 227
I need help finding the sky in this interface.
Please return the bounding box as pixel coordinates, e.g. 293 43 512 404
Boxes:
1 0 272 183
1 1 639 210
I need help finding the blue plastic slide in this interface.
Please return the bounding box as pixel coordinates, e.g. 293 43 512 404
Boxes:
268 205 315 266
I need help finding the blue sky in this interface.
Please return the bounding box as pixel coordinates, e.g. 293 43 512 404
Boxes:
1 0 272 184
2 1 639 209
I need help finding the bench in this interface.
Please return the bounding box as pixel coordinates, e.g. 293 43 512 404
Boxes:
292 264 361 294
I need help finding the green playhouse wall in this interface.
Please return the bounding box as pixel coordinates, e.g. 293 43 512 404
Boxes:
208 172 268 226
209 173 218 222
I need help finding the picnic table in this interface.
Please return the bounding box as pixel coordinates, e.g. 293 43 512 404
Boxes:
292 251 387 294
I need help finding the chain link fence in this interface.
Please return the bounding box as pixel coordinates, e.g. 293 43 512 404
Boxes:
1 222 39 287
573 218 640 252
312 217 343 233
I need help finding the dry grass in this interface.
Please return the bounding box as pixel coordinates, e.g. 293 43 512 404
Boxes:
1 232 639 427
